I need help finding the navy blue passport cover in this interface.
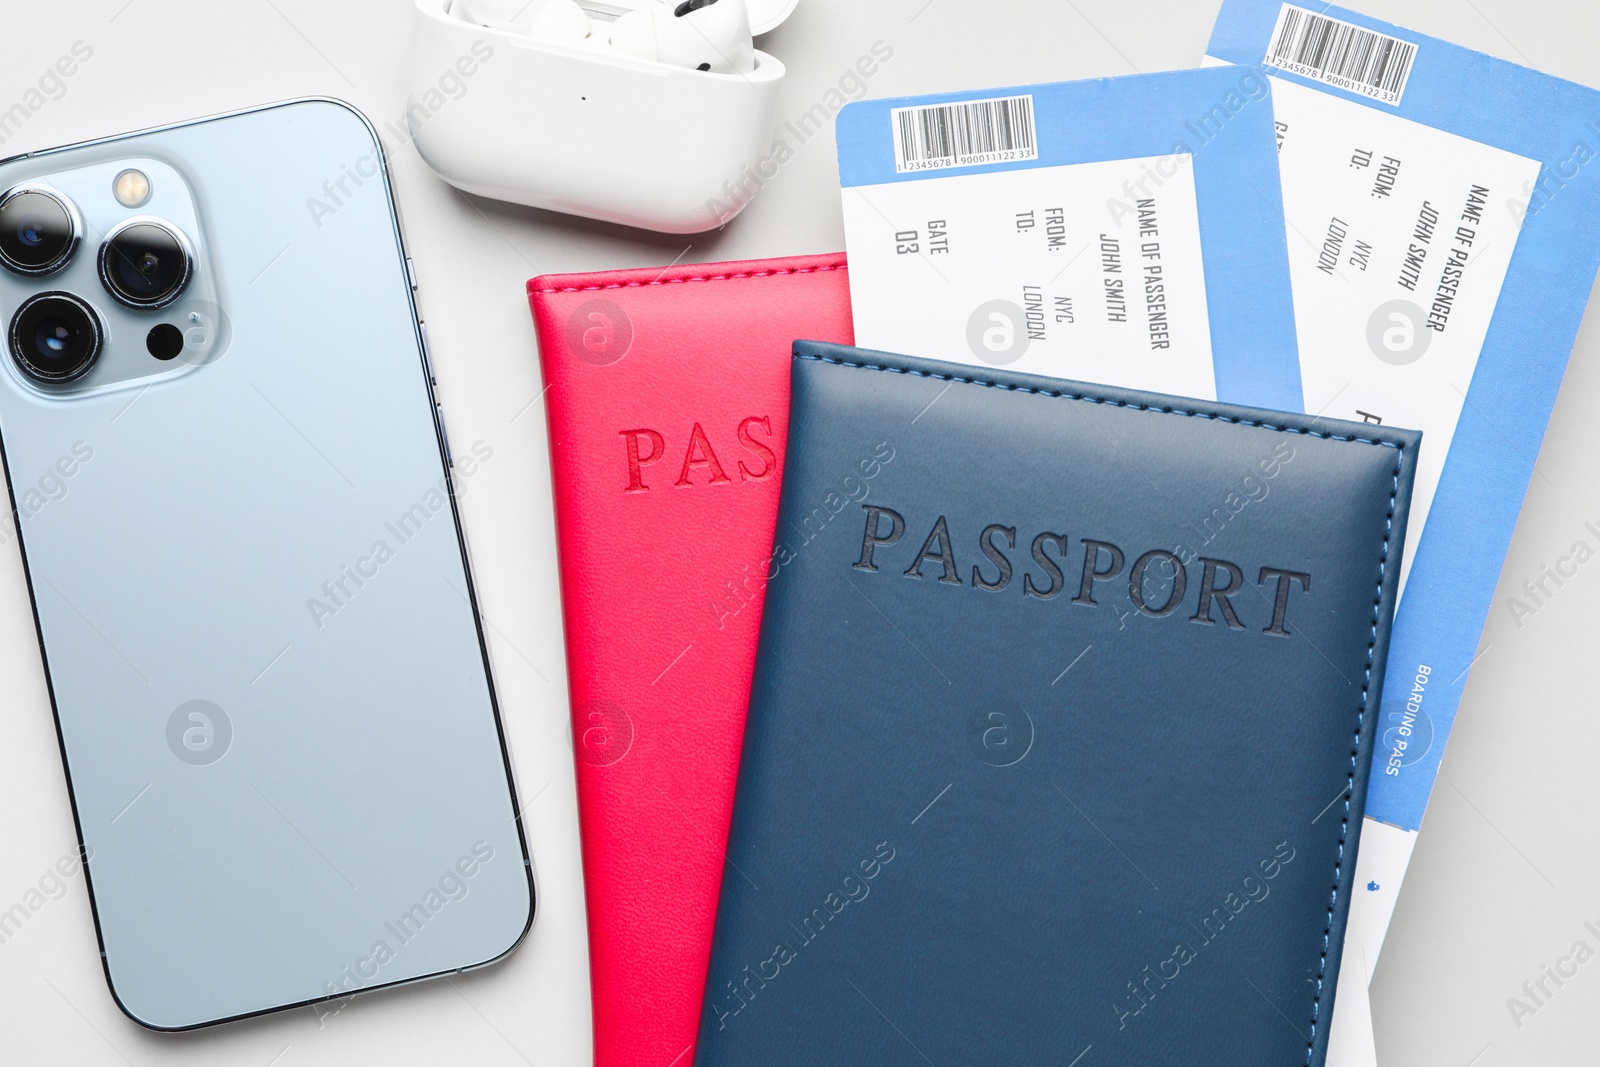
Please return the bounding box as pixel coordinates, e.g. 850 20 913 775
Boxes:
694 343 1420 1066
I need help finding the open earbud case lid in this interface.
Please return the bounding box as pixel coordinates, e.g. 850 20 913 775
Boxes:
745 0 799 35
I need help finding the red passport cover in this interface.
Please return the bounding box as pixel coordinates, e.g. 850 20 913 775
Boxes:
527 254 853 1067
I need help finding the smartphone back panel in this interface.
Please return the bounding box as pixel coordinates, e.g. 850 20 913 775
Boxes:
0 100 532 1029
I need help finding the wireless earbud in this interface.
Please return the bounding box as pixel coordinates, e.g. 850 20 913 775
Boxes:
455 0 591 39
610 0 756 75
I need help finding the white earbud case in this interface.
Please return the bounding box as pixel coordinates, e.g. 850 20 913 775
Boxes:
408 0 801 234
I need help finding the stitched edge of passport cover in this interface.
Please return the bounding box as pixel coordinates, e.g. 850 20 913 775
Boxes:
794 345 1406 1061
700 340 1419 1065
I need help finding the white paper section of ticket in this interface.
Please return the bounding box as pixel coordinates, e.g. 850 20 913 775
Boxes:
1271 76 1538 601
842 153 1220 399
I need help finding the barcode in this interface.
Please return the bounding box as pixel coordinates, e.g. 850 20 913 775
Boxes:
1264 5 1417 106
891 95 1039 174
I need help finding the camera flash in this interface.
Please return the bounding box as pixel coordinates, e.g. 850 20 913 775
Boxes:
113 169 150 208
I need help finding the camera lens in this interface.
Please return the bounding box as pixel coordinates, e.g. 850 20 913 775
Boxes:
99 219 192 309
9 292 103 383
0 187 78 276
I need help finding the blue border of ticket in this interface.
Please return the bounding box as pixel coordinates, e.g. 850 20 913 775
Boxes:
1209 0 1600 832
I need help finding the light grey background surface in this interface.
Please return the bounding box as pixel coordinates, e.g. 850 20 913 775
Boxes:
0 1 1592 1064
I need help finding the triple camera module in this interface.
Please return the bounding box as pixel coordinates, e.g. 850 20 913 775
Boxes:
0 180 193 384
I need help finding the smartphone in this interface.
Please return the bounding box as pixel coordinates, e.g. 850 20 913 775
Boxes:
0 99 533 1030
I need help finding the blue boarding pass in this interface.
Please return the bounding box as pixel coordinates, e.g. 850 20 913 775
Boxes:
835 67 1304 411
1207 1 1600 1062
